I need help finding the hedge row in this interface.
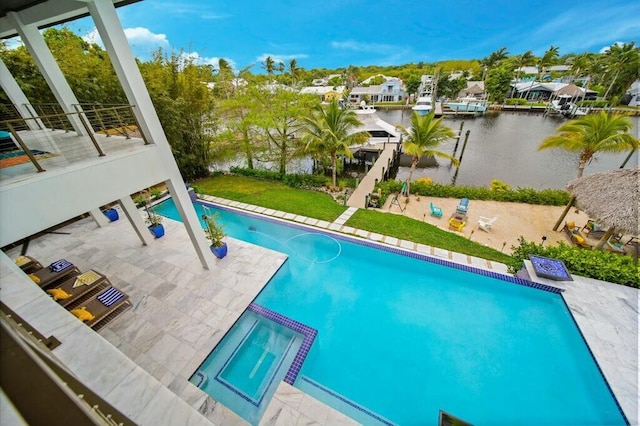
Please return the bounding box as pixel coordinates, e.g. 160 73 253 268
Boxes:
229 167 329 188
375 180 571 206
576 100 609 108
508 237 639 288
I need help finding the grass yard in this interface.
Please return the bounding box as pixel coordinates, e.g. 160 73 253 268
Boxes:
192 175 347 222
347 209 513 264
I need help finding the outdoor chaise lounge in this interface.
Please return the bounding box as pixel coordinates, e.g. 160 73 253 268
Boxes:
430 202 443 218
478 216 498 232
69 286 131 330
456 198 469 214
46 270 110 308
14 255 42 274
27 259 81 289
562 221 591 249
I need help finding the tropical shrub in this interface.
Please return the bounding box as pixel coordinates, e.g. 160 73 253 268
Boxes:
576 100 609 108
490 179 511 192
374 180 571 206
508 237 639 288
506 98 528 105
229 167 329 188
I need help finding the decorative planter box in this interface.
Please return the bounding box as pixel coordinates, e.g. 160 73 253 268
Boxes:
210 243 227 259
103 208 119 222
148 224 165 239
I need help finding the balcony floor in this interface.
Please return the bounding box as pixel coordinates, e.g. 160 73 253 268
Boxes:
0 129 147 185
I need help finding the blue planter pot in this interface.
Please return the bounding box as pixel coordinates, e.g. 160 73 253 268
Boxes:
148 224 165 239
103 208 119 222
210 243 228 259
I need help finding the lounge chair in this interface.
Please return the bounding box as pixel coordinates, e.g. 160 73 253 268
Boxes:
606 239 625 254
69 286 131 330
28 259 81 289
430 202 443 218
46 270 110 307
562 221 590 249
456 198 469 214
14 255 42 274
478 216 498 232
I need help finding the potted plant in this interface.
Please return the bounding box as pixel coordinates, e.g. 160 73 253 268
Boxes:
146 205 165 238
203 212 227 259
102 206 119 222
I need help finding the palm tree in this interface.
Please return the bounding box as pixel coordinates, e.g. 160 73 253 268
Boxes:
396 112 458 194
299 100 368 187
288 59 299 86
538 45 559 79
513 50 535 81
538 111 638 178
602 42 639 100
262 56 275 84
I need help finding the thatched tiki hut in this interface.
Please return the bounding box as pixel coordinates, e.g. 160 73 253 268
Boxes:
566 167 639 250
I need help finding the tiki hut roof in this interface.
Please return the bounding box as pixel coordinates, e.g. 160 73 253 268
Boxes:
555 83 585 98
566 167 640 235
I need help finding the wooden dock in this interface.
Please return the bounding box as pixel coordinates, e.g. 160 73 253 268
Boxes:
347 143 398 208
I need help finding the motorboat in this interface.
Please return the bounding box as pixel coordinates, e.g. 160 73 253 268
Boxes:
411 96 433 116
444 97 489 113
550 94 587 117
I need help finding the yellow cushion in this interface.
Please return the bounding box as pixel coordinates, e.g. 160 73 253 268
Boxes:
46 288 73 301
70 307 95 322
73 271 101 288
574 235 585 244
567 221 575 229
14 256 30 267
28 273 40 284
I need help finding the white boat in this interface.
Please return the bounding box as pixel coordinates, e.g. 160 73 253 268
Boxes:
550 94 587 117
411 96 433 116
445 97 489 113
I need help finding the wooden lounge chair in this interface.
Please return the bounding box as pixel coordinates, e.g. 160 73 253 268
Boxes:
456 198 469 214
27 260 80 289
449 216 466 232
14 255 42 274
562 221 590 248
69 286 131 330
430 202 443 218
478 216 498 232
45 270 110 308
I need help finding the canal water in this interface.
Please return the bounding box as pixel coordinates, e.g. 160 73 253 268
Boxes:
378 110 639 190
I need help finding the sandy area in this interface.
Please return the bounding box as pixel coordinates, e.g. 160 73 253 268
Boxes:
379 194 593 254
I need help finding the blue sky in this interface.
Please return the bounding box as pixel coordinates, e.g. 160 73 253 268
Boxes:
64 0 640 72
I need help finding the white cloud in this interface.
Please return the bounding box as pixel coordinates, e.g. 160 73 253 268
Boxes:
599 41 626 53
185 52 236 70
123 27 169 49
255 53 308 64
331 40 395 53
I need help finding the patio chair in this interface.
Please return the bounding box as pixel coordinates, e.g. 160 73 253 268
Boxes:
14 255 42 274
449 216 466 232
456 198 469 214
605 239 625 254
562 221 590 249
430 202 443 218
46 269 110 307
28 259 81 289
69 286 131 330
478 216 498 232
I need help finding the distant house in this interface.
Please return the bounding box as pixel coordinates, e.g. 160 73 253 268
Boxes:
312 74 342 86
349 78 406 103
547 65 571 73
511 82 597 101
300 85 345 102
418 74 436 95
624 80 640 106
517 66 539 76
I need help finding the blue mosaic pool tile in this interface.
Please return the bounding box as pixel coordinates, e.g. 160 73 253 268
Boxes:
247 303 317 385
530 255 573 281
198 200 564 295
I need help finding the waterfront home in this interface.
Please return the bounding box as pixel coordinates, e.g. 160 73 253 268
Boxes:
457 81 486 99
511 82 597 101
624 80 640 106
349 77 406 103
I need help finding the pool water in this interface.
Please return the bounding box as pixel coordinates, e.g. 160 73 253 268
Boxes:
157 199 626 425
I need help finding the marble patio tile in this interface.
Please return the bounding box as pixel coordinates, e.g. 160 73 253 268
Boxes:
196 328 226 353
135 388 212 426
274 383 304 411
260 396 285 426
103 367 160 419
382 236 398 245
297 394 330 425
11 292 84 339
324 408 360 425
274 402 301 426
295 413 321 426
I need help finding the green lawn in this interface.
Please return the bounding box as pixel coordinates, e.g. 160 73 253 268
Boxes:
346 209 513 264
192 175 347 222
193 175 512 264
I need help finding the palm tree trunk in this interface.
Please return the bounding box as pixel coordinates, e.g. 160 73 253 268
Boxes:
406 156 418 194
243 130 253 169
331 154 337 187
603 69 621 100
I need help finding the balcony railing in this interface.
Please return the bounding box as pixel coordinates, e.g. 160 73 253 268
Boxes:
0 104 149 180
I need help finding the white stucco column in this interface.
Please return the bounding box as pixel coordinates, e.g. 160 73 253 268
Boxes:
0 57 42 131
6 12 86 136
118 196 154 246
85 0 213 269
89 208 110 228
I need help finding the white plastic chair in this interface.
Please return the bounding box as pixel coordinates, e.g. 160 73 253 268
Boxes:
478 216 497 232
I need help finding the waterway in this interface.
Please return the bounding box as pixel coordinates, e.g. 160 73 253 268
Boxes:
378 110 639 190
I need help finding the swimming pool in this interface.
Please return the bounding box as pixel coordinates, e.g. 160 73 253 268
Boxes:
156 199 627 425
